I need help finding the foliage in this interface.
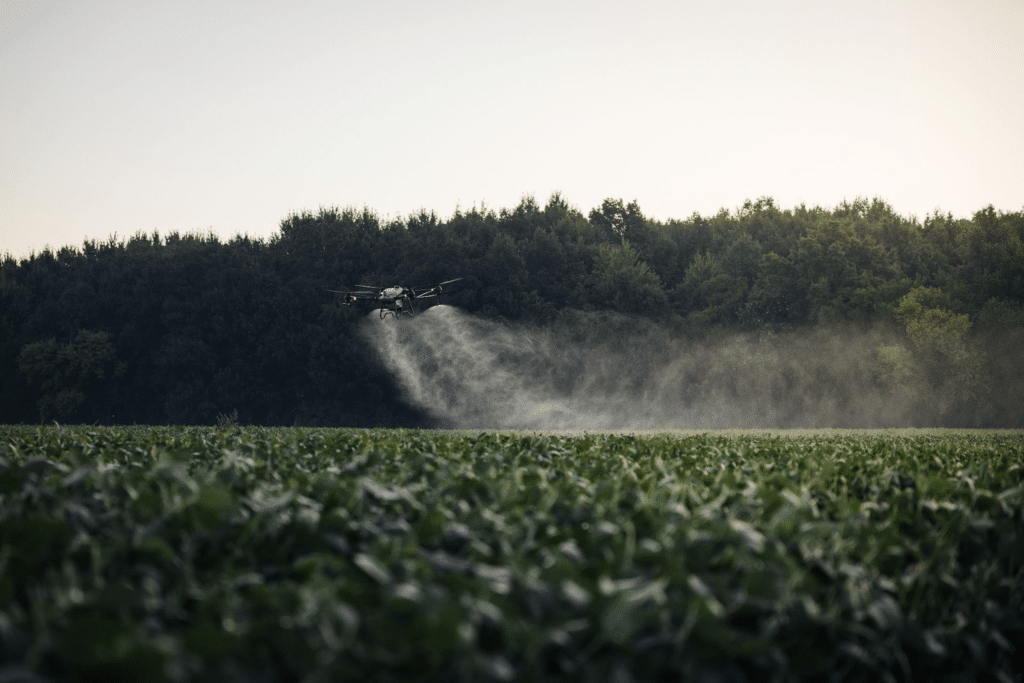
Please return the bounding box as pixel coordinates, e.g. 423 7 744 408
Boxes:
893 288 984 419
585 242 668 317
675 252 748 327
1 196 1023 426
1 426 1022 681
873 345 915 394
16 330 123 422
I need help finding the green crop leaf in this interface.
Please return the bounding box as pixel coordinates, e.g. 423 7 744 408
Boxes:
1 426 1021 682
601 595 644 645
353 553 392 585
865 594 903 631
560 579 591 609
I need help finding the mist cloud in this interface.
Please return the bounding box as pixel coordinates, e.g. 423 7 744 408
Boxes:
361 306 929 430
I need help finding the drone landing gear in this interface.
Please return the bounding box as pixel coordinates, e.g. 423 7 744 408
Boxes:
379 303 415 319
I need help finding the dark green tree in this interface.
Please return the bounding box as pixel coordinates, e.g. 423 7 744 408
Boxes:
18 330 123 422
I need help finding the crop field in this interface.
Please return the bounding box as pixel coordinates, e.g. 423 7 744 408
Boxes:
1 426 1022 682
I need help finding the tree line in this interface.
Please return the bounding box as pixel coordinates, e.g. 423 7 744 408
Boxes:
2 194 1022 427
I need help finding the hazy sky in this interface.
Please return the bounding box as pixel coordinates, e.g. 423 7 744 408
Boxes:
2 0 1022 258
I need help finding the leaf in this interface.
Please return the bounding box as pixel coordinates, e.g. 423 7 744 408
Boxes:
687 575 724 618
561 580 591 608
601 596 643 645
558 538 586 565
390 581 424 605
353 553 392 584
478 654 515 681
866 594 902 630
422 549 471 573
728 518 766 553
474 563 512 594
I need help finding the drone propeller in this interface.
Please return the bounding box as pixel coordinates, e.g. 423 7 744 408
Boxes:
432 278 463 295
415 278 464 299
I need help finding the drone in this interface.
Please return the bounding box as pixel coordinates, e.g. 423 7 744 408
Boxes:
327 278 463 319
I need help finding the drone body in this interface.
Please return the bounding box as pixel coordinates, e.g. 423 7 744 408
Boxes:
327 279 462 319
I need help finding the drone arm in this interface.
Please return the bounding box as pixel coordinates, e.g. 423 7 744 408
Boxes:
326 289 366 306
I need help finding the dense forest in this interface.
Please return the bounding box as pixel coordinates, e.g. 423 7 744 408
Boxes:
2 194 1022 427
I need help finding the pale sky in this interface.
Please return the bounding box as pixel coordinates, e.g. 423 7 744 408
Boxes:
2 0 1022 259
